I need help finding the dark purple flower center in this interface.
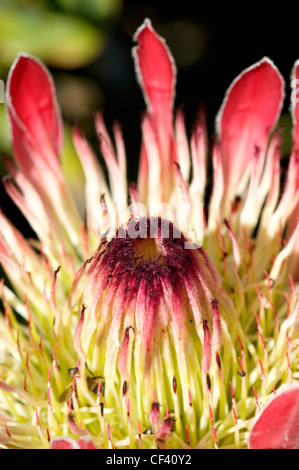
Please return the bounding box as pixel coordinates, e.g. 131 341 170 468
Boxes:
101 217 195 293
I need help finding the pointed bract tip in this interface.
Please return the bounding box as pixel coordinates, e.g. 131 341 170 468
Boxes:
215 56 285 137
132 17 176 119
133 18 153 42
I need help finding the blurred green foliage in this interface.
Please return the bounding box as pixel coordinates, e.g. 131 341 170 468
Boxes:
55 0 121 20
0 106 10 176
0 0 121 70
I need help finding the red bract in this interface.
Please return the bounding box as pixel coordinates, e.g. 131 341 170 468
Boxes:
286 61 299 278
133 19 176 149
216 58 284 213
50 437 78 449
6 53 63 183
5 53 83 253
248 384 299 449
133 19 177 202
50 436 96 449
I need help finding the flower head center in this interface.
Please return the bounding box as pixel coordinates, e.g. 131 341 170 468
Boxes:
133 231 164 264
107 216 189 279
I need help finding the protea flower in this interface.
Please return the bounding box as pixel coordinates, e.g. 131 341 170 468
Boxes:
0 19 298 450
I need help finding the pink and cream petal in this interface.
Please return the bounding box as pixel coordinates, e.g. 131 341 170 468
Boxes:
133 19 177 202
216 57 284 215
6 54 63 180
